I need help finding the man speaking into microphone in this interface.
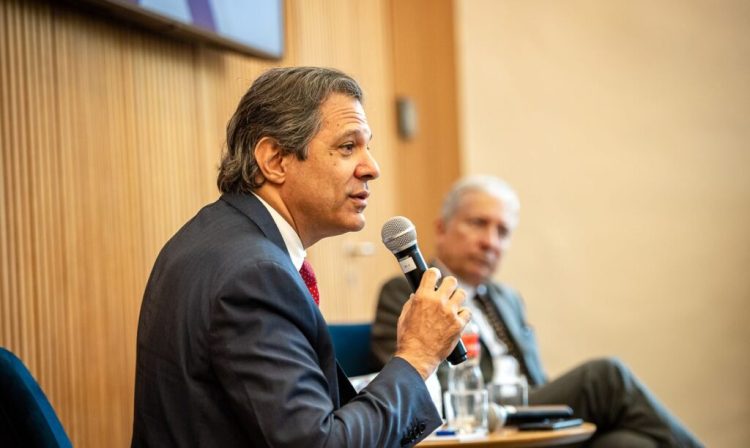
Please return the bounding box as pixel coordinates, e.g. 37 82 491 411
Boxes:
131 67 470 448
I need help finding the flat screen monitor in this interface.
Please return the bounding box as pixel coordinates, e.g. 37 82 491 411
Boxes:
72 0 284 59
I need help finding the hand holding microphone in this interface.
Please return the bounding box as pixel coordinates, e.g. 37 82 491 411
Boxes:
381 216 470 378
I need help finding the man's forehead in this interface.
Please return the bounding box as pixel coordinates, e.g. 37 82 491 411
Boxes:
320 93 364 114
456 193 518 222
459 190 504 210
320 95 371 132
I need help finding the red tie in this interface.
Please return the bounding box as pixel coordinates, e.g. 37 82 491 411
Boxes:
299 259 320 306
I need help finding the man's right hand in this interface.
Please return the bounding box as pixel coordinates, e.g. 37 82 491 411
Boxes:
393 268 470 379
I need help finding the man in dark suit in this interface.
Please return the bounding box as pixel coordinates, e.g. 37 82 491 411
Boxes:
132 67 470 448
372 175 703 447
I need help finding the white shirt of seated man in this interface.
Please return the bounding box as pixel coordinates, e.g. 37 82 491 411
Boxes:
434 259 524 386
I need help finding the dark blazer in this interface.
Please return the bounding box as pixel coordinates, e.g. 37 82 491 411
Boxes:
132 194 441 447
371 275 547 388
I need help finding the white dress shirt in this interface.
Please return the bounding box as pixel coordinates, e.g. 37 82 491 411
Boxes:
252 193 306 271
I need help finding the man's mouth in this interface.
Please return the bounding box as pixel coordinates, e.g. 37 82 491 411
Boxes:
473 256 496 269
350 191 369 207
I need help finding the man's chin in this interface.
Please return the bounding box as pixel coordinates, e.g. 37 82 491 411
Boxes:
469 267 495 285
340 215 366 233
350 216 366 231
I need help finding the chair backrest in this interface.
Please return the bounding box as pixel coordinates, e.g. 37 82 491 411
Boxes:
0 348 72 448
327 323 375 377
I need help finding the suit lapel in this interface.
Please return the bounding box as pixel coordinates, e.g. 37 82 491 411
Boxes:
220 193 288 256
487 285 546 386
488 287 523 345
487 286 534 377
222 193 351 401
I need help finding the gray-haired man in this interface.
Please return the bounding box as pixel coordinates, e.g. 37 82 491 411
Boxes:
132 67 470 448
372 175 703 447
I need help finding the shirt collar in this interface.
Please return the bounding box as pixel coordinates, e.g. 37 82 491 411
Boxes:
252 193 306 271
433 258 488 299
434 259 504 360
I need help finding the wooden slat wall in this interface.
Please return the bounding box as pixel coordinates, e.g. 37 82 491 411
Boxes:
0 0 442 445
0 2 280 445
389 0 462 260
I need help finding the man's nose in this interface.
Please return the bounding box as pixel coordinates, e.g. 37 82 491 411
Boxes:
356 149 380 180
481 227 502 251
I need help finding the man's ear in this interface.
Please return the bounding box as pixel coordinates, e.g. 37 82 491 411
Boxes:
254 136 287 185
435 217 446 236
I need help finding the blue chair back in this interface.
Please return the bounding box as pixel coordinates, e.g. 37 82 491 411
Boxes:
327 323 375 377
0 348 72 447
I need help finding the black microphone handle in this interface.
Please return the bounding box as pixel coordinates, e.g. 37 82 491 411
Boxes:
394 245 468 365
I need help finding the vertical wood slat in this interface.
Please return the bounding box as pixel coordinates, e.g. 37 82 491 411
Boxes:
1 0 12 348
6 0 28 366
0 1 8 348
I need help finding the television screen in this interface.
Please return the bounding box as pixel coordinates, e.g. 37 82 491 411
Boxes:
73 0 284 59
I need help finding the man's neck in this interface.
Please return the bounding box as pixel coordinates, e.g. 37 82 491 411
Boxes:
254 185 312 248
433 258 482 296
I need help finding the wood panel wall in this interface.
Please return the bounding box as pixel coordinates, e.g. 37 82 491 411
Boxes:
1 2 282 445
0 0 454 445
389 0 462 259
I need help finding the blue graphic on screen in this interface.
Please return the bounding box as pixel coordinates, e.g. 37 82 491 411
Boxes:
141 0 191 23
133 0 283 57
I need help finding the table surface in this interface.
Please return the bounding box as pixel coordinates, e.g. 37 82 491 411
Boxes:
418 422 596 448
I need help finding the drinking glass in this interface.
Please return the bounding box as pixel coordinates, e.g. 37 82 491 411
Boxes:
443 389 489 435
487 376 528 406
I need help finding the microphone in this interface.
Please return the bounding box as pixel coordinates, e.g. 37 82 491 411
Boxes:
381 216 467 365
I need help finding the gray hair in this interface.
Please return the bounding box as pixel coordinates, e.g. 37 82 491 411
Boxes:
218 66 364 193
441 175 520 225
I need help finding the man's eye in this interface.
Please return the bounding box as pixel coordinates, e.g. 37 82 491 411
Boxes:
339 143 355 154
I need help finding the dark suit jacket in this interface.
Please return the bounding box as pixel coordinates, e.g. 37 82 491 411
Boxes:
371 275 547 388
132 194 441 447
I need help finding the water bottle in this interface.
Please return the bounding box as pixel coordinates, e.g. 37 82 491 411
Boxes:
448 321 484 391
445 322 487 434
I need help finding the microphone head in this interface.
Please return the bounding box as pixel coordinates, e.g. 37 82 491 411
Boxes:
381 216 418 253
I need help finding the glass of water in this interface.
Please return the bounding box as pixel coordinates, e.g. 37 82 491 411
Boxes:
443 389 489 435
487 376 528 407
